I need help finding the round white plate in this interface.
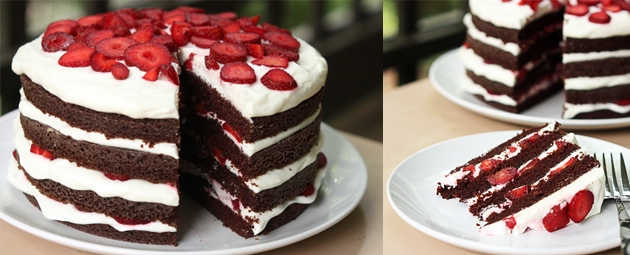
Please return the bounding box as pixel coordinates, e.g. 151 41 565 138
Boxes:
0 110 368 254
387 130 623 255
428 49 630 130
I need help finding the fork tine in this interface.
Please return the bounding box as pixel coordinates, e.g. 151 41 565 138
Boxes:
601 153 613 197
621 153 630 200
611 153 623 197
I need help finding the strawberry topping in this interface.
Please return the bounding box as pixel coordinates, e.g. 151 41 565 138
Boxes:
188 13 210 26
252 55 289 68
248 44 264 59
159 64 180 85
262 23 291 35
77 14 105 27
102 12 130 30
224 32 261 45
543 203 570 232
602 4 621 12
220 62 256 84
566 4 589 16
59 46 95 67
262 44 299 62
261 69 297 91
123 42 171 71
568 190 594 223
85 29 115 47
264 32 300 52
171 21 193 46
190 36 217 48
184 53 195 70
128 25 154 44
142 66 160 81
95 37 138 60
589 12 611 24
149 35 178 52
487 167 517 186
204 56 220 70
41 32 75 52
221 21 241 34
111 63 130 80
577 0 600 6
242 25 268 37
192 26 224 40
211 42 248 63
89 51 118 72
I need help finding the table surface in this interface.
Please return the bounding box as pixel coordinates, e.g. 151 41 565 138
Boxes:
383 78 629 255
0 131 383 255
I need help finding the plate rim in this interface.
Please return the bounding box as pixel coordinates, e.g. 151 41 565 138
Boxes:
387 130 620 255
0 109 368 255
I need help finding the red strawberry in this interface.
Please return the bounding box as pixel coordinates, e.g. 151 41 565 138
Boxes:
114 217 151 225
66 42 86 52
221 21 241 34
618 0 630 11
124 43 171 71
237 17 253 27
159 64 180 85
503 216 517 229
102 12 129 29
188 13 210 26
589 12 611 24
211 42 247 63
77 14 104 27
89 51 118 72
519 158 540 175
225 32 261 45
543 203 570 232
115 12 135 27
12 149 17 160
479 158 501 172
30 144 56 160
95 37 138 60
163 12 187 25
85 29 115 47
248 44 264 59
231 199 241 212
252 55 289 68
176 6 205 14
602 4 621 12
220 62 256 84
318 152 327 168
508 146 517 153
487 167 517 185
552 157 578 174
301 184 315 196
58 46 95 67
215 12 237 20
505 185 530 201
110 25 131 37
192 26 224 40
249 15 261 25
222 122 242 143
111 63 129 80
104 173 130 181
75 24 101 38
261 69 297 91
264 32 300 52
618 99 630 106
242 25 267 37
568 190 594 223
577 0 599 6
204 56 219 70
41 32 75 52
128 25 154 43
262 23 291 35
116 8 142 20
171 21 193 46
262 44 299 61
190 36 217 48
212 147 227 166
141 8 163 22
601 0 613 5
149 35 178 52
209 18 233 28
142 66 160 81
520 133 541 148
462 165 475 172
184 53 195 70
566 4 589 16
555 140 567 149
44 24 74 38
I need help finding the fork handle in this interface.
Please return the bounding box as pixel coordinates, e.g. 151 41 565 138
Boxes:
616 199 630 255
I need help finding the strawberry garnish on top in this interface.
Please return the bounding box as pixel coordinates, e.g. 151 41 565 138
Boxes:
77 14 105 27
44 19 79 38
251 55 289 68
262 44 299 62
89 51 118 72
224 32 261 45
242 25 267 37
59 45 95 67
85 29 115 47
566 4 589 16
221 22 241 34
204 56 219 70
211 42 248 63
123 42 171 71
193 26 224 40
190 36 217 48
41 32 75 52
248 44 264 59
261 69 297 91
171 21 193 46
149 35 178 52
188 13 210 26
159 64 180 85
264 32 300 52
111 63 130 80
220 62 256 84
102 12 130 30
589 11 611 24
262 23 291 35
128 24 155 44
95 37 138 60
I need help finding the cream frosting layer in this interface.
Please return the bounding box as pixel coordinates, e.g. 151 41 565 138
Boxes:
564 72 630 90
11 35 180 119
458 47 517 87
178 38 327 119
461 72 559 107
7 157 176 233
469 0 559 30
463 13 521 56
13 117 179 206
19 94 178 159
564 6 630 39
563 49 630 63
563 102 630 119
210 166 326 235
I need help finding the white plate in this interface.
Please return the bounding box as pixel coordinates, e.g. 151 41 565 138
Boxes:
428 49 630 130
387 130 623 255
0 110 368 254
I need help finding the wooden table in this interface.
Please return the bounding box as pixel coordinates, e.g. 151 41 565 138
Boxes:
383 78 629 255
0 132 383 255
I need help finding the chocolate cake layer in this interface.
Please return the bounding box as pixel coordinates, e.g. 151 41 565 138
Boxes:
179 70 323 143
472 79 563 113
179 173 309 238
564 35 630 54
181 110 321 180
21 75 179 145
471 9 563 45
569 110 630 119
21 115 178 184
24 194 177 246
565 85 630 104
563 57 630 79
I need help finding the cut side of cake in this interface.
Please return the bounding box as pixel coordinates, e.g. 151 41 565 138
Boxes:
437 123 605 235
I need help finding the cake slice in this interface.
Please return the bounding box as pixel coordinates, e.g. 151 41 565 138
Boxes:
437 123 605 235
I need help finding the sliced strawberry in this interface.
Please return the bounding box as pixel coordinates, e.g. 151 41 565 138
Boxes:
601 0 613 5
237 17 253 27
301 184 315 196
163 10 187 25
618 99 630 106
569 190 594 223
220 62 256 84
116 8 142 20
519 158 540 175
479 158 501 172
102 12 129 29
552 157 578 174
225 32 261 45
95 37 138 60
85 29 115 47
212 147 227 166
171 21 193 46
89 51 118 72
30 144 56 160
204 56 219 70
261 69 297 91
128 25 154 43
149 35 178 52
184 53 195 70
190 36 217 48
111 63 129 80
142 66 160 81
211 42 247 63
176 6 205 14
114 217 151 226
566 4 589 16
41 32 75 52
554 140 567 149
77 14 104 27
252 55 289 68
487 167 517 185
66 42 86 52
104 173 130 181
618 0 630 11
577 0 600 6
58 46 94 67
462 165 475 172
505 185 530 201
248 44 264 59
543 203 570 232
242 25 267 37
503 216 517 229
602 4 621 12
221 21 241 34
75 24 101 38
508 146 517 153
589 12 611 24
249 15 261 25
44 24 74 38
141 8 163 22
520 133 541 148
110 25 131 37
192 26 224 40
215 12 237 20
222 122 242 143
12 150 17 160
124 42 171 71
231 199 241 212
188 13 210 26
262 44 299 61
262 23 291 35
159 64 179 85
209 18 233 28
264 32 300 52
318 152 327 168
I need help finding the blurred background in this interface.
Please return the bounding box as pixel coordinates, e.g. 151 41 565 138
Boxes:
0 0 383 141
383 1 467 90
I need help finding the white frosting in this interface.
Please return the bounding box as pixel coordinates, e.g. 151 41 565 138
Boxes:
225 132 324 193
178 38 327 119
13 117 179 206
463 13 521 56
7 157 176 233
461 72 559 107
469 0 559 30
458 47 517 86
210 166 326 235
564 72 630 90
19 94 178 159
563 6 630 39
11 35 180 119
563 102 630 119
563 49 630 63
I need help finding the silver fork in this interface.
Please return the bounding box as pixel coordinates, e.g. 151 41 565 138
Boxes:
597 153 630 255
